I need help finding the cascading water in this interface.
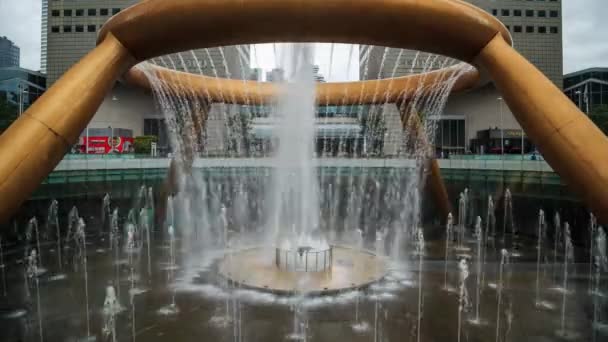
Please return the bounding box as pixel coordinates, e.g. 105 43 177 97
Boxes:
267 43 320 252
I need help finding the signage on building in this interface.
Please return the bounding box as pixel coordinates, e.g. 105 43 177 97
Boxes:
79 136 134 154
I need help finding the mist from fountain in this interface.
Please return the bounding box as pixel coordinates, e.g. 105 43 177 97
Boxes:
589 213 598 293
553 212 562 283
593 226 608 338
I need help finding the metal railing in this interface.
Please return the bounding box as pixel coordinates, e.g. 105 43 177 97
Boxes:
275 246 333 272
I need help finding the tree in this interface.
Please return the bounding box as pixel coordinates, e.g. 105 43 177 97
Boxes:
589 105 608 136
0 93 18 133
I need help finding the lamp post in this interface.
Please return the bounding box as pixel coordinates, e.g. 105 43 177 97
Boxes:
521 127 524 161
575 90 583 112
497 97 504 159
584 83 590 115
18 84 28 117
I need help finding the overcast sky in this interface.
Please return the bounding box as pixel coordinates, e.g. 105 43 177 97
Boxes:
0 0 606 78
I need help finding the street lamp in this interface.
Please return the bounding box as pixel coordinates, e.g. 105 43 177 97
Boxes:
575 90 583 113
497 96 504 159
18 84 29 117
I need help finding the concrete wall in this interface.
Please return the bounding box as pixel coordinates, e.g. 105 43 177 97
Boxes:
444 84 522 147
89 84 158 136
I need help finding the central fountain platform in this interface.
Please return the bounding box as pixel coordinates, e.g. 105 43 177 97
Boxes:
218 245 388 295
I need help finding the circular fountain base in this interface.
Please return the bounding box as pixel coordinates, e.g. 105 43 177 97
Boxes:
218 246 388 294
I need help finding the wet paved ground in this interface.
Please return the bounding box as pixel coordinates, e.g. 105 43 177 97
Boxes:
0 231 605 342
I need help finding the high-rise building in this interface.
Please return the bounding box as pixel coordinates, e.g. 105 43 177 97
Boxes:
360 0 563 155
44 0 249 154
40 0 48 74
0 37 20 68
45 0 248 86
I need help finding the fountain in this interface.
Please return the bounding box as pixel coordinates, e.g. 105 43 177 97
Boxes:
469 216 486 325
592 226 608 337
457 257 470 342
0 1 605 341
535 209 554 310
589 213 598 293
25 248 43 342
47 199 61 270
102 193 111 235
454 192 470 255
553 212 562 282
495 249 509 342
102 285 120 342
555 223 579 339
443 213 457 293
26 217 43 271
158 225 179 316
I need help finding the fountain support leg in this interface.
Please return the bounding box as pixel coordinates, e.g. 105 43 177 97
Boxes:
475 34 608 224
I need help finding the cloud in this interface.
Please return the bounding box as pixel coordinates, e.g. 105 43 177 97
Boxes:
563 0 608 73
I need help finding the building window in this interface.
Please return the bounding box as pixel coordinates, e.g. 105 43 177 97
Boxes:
514 25 522 33
550 26 559 34
501 9 510 16
76 9 84 16
64 9 72 16
100 8 109 16
112 8 121 15
538 26 547 34
526 10 534 17
88 9 97 16
492 9 497 16
51 10 60 17
538 10 546 18
526 26 534 33
550 10 559 18
75 25 84 33
87 25 96 32
506 25 510 31
51 26 60 33
63 25 72 33
514 9 522 17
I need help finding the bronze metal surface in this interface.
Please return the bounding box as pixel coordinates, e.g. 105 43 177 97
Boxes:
99 0 511 63
476 35 608 223
0 34 134 222
126 64 479 105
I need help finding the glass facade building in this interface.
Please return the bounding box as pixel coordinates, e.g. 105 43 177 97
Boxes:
0 67 46 111
563 68 608 115
0 37 20 68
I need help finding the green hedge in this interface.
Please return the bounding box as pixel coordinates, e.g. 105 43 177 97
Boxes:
134 136 158 154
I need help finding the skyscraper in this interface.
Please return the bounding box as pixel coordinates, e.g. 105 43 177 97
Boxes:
0 37 20 68
40 0 48 74
45 0 248 86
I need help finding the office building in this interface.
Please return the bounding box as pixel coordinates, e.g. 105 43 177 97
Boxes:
41 0 48 74
564 67 608 115
0 67 46 131
44 0 249 154
0 37 20 68
361 0 563 155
